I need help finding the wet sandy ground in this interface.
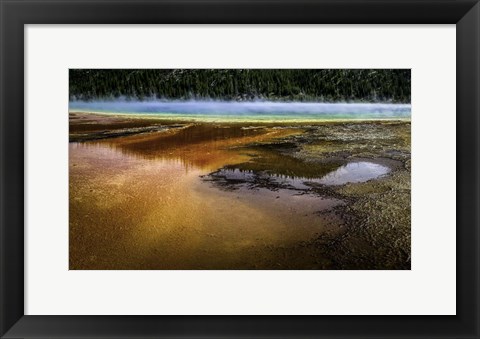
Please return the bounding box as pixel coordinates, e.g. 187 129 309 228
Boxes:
69 113 411 270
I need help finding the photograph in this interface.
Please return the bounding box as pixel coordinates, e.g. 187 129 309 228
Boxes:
69 69 411 270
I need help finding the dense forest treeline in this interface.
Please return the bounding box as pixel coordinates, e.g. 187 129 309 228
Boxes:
69 69 411 103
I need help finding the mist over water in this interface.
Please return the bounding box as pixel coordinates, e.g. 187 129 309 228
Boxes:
69 100 411 121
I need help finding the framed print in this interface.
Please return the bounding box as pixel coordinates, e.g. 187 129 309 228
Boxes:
1 0 479 338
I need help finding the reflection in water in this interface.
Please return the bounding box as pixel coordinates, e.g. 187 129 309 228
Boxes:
71 124 283 172
208 168 315 190
209 161 390 191
318 162 390 185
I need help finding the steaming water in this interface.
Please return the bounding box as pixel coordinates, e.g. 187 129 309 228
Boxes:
69 100 410 121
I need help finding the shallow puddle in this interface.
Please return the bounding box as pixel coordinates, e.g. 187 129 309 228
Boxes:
208 161 390 191
317 161 390 185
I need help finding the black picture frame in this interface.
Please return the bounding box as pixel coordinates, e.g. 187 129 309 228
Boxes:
1 0 479 338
